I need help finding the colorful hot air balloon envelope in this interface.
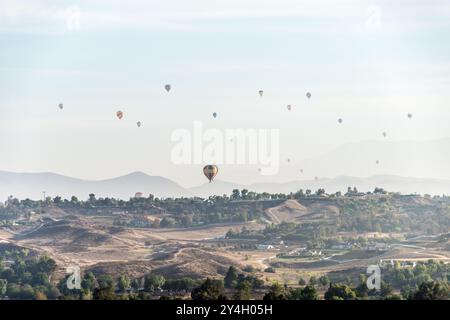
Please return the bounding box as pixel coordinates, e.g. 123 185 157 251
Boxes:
259 90 264 97
58 103 63 110
116 111 123 120
165 84 171 92
203 165 218 183
306 92 311 99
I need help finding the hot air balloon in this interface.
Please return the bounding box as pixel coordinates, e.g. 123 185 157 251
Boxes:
116 111 123 120
306 92 311 99
314 176 319 181
287 105 292 111
287 158 291 163
338 118 343 124
300 169 304 174
58 103 63 110
203 165 218 183
165 84 171 92
137 121 142 127
259 90 264 97
213 112 217 118
382 131 387 137
407 113 412 119
376 160 380 165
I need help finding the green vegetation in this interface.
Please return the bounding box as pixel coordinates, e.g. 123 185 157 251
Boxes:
2 188 450 232
1 247 449 300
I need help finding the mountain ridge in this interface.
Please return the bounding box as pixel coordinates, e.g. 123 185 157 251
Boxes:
2 170 450 200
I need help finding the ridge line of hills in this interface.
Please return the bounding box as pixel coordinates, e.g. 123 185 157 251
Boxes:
2 170 450 200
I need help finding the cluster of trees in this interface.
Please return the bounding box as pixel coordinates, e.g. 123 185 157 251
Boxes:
336 195 450 234
2 250 449 300
383 260 450 298
58 272 201 300
227 196 450 242
0 249 59 300
190 267 449 300
1 192 268 229
223 266 264 300
2 188 450 232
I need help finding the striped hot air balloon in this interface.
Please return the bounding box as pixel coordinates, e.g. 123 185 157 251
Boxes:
203 165 218 183
116 111 124 120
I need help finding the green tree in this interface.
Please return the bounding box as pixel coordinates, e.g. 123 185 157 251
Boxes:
88 193 96 204
380 281 393 297
46 286 61 300
288 285 318 300
410 281 449 300
53 196 62 204
263 283 286 300
355 274 368 298
309 276 317 286
233 280 252 300
94 275 116 300
0 279 7 296
144 274 166 292
160 217 176 228
224 266 238 288
319 275 330 287
324 284 357 300
191 278 226 300
118 275 131 293
231 189 241 200
81 272 97 292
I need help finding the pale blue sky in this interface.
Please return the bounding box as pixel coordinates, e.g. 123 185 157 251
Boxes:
1 0 450 186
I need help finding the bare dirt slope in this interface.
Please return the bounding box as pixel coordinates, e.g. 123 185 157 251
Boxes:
265 199 339 224
8 216 256 280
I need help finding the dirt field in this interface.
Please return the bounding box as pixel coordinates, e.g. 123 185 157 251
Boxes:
2 200 448 284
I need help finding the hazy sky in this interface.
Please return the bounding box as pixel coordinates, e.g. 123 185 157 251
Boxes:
1 0 450 187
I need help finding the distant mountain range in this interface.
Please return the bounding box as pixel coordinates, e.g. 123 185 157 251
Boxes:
0 171 190 200
2 138 450 200
2 170 450 201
